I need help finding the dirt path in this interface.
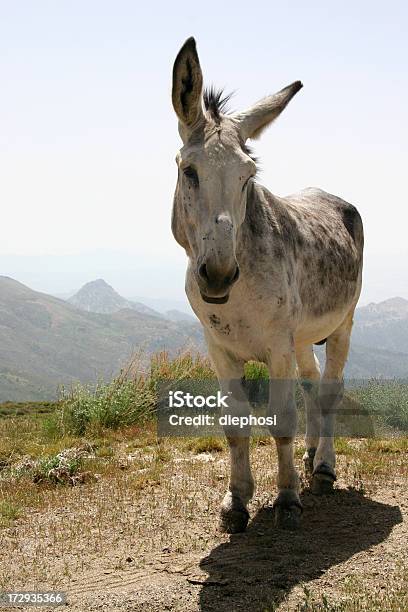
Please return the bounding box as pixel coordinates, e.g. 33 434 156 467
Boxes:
1 440 407 611
66 487 407 611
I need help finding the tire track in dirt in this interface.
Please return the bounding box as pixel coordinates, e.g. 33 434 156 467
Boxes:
67 553 206 597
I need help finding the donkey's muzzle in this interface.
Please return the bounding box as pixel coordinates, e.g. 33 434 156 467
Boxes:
197 261 240 304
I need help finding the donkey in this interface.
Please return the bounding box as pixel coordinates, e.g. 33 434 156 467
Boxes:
171 38 363 531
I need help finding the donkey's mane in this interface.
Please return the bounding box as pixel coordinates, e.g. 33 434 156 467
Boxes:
203 86 233 122
203 86 258 166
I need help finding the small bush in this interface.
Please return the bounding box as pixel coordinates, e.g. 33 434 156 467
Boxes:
8 448 92 486
59 352 214 436
61 372 155 436
33 454 81 484
244 361 269 380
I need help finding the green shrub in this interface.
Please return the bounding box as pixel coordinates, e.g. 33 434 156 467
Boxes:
244 361 269 380
61 378 155 436
8 450 85 485
58 352 216 436
348 380 408 433
33 454 82 484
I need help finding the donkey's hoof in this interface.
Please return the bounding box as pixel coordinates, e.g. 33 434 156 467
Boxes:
311 462 337 495
303 447 316 477
219 497 249 534
273 491 303 531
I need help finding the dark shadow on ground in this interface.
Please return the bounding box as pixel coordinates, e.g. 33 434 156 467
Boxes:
198 489 402 611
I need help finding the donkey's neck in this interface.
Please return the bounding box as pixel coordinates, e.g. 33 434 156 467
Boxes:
240 182 285 246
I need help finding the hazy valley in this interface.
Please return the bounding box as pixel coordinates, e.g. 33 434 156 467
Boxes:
0 275 407 401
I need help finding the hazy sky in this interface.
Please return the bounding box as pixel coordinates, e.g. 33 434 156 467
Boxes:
0 1 407 306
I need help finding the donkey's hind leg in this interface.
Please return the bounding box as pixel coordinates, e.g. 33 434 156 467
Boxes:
312 312 354 495
296 346 321 477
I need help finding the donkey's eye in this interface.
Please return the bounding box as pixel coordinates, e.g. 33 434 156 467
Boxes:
183 166 199 186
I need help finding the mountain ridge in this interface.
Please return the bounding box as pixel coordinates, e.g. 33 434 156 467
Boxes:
68 279 161 317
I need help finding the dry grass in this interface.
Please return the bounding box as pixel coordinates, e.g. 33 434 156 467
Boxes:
0 415 407 608
0 353 407 609
185 436 226 454
0 429 406 608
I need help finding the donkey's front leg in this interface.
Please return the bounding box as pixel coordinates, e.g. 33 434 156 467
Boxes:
267 345 302 530
205 333 254 533
220 436 253 533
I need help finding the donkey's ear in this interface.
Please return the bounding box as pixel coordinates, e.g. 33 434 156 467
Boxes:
235 81 303 140
172 37 204 133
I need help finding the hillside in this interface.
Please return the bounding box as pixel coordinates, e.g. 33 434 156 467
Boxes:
0 276 205 401
165 309 197 323
316 343 408 380
68 279 160 317
0 276 408 400
352 297 408 353
313 297 408 378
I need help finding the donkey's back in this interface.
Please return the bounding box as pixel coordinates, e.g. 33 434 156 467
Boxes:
244 182 363 332
282 186 363 323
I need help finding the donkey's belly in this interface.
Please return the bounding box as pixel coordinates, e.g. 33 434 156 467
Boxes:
293 306 352 348
198 304 351 360
188 274 355 362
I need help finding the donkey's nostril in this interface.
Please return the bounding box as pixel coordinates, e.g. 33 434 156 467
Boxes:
198 263 209 281
199 262 239 288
